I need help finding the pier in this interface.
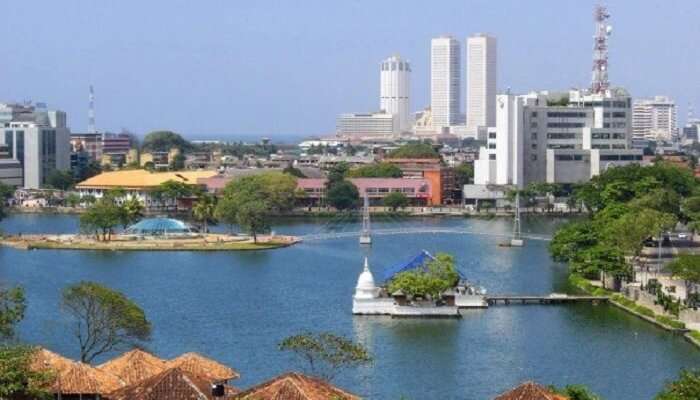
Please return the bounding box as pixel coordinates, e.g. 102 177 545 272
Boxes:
486 294 609 306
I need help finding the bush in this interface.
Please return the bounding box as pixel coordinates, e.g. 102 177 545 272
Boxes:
690 330 700 342
634 305 655 318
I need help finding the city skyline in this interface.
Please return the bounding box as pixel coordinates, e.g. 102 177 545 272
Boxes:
2 0 699 139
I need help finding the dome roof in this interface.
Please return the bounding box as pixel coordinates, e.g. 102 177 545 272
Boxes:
125 218 194 235
355 258 376 291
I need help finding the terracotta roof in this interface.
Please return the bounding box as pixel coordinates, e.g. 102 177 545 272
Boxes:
30 348 124 394
106 367 220 400
97 349 169 386
167 352 239 382
232 372 360 400
30 348 73 372
76 170 218 189
494 382 569 400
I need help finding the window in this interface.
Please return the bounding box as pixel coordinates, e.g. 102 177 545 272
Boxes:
488 143 496 149
489 154 496 160
547 122 585 128
547 133 577 140
530 122 538 128
612 112 626 118
488 132 496 139
546 112 587 118
531 143 537 149
531 112 538 117
531 132 538 140
530 154 537 161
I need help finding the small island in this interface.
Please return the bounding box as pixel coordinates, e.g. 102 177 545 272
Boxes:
1 217 299 251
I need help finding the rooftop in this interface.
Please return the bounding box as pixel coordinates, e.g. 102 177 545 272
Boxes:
97 349 169 386
232 372 359 400
76 169 218 189
167 352 240 382
106 367 235 400
494 382 568 400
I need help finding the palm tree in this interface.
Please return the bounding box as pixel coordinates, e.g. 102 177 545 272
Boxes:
122 197 145 228
192 193 216 233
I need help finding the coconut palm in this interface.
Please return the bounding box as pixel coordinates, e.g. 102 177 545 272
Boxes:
192 193 216 233
121 197 145 228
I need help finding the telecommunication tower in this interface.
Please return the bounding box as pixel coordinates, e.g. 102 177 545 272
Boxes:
591 5 612 94
88 85 96 134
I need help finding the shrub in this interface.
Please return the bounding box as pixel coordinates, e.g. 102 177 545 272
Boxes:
634 305 655 317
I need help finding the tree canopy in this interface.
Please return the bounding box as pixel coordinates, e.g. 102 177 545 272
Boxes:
141 130 191 152
45 170 75 191
79 198 124 241
383 191 409 211
347 163 403 178
387 253 460 298
326 180 359 210
278 331 372 381
385 143 440 159
656 369 700 400
0 345 53 399
62 281 151 363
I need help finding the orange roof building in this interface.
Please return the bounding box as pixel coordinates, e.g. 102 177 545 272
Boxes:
233 372 360 400
106 367 234 400
76 169 218 191
167 352 240 383
97 349 169 386
494 381 569 400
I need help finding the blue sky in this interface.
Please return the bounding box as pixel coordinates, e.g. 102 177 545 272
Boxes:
2 1 699 141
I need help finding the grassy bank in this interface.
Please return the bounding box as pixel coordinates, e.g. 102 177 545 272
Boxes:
569 274 700 349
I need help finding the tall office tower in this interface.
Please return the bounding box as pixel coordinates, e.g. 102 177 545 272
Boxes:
632 96 678 142
380 55 411 133
88 85 96 134
466 34 497 130
430 36 461 129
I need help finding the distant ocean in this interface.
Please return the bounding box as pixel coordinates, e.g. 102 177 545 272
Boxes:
183 132 317 144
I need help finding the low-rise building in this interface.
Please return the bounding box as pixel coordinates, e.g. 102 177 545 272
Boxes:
296 177 432 207
337 112 397 138
384 158 457 204
75 169 217 209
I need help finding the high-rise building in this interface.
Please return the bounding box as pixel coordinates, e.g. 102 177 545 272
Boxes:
430 36 461 129
336 112 398 137
466 34 497 132
632 96 677 142
380 55 411 133
474 89 640 188
0 103 71 188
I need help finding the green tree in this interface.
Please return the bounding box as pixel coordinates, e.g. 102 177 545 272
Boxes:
141 130 190 152
387 253 460 298
79 198 123 241
667 254 700 304
62 281 151 363
0 182 14 202
383 191 409 211
45 170 75 191
347 163 403 178
551 384 602 400
385 143 440 159
283 165 306 178
454 162 474 187
326 180 359 210
236 200 270 243
278 332 372 381
169 153 186 171
64 193 81 208
214 196 239 233
0 345 53 399
121 197 145 228
152 180 193 213
0 286 26 340
549 221 598 263
192 193 216 233
656 369 700 400
327 162 350 186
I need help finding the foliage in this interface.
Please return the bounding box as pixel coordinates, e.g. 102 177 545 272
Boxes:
326 180 359 210
236 200 270 243
347 163 402 178
283 165 306 178
79 198 123 241
570 244 626 281
64 193 81 207
45 169 75 191
551 384 601 400
0 345 53 399
278 332 372 381
326 162 350 186
387 253 460 298
214 196 239 232
151 180 194 212
385 143 440 159
76 160 102 182
454 162 474 186
549 221 598 263
655 369 700 400
220 172 297 213
0 182 15 201
141 130 191 152
667 254 700 302
121 197 145 228
0 286 26 340
383 192 409 211
192 193 217 233
169 153 186 171
62 281 151 363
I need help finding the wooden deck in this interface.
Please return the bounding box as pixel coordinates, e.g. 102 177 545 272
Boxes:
486 295 609 305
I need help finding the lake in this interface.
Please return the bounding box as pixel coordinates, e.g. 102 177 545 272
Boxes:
1 213 698 399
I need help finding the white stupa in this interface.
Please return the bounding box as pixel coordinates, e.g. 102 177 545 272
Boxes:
354 257 378 300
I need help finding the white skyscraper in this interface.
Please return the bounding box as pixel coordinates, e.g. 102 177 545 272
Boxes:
466 34 497 131
430 36 461 129
380 55 411 133
632 96 678 142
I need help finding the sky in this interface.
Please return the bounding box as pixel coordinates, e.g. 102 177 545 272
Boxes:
2 0 700 141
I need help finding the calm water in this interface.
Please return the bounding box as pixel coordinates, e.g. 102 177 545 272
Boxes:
1 213 699 399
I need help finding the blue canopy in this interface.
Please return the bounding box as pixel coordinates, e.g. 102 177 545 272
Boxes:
382 250 466 282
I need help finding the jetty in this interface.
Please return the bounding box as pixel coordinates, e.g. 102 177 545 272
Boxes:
486 294 609 305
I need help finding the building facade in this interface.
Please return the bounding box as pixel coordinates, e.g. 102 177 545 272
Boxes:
296 178 433 207
430 36 461 129
466 34 497 133
337 112 397 138
0 103 71 188
474 89 643 189
380 55 411 133
632 96 677 142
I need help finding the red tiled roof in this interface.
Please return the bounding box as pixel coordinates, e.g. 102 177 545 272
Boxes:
494 382 569 400
233 372 360 400
167 352 239 382
97 349 169 386
105 367 223 400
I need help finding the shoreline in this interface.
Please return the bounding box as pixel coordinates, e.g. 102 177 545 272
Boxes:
569 274 700 349
0 233 298 252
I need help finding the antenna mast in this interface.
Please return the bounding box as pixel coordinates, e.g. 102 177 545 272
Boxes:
591 5 612 94
88 85 96 134
359 192 372 245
